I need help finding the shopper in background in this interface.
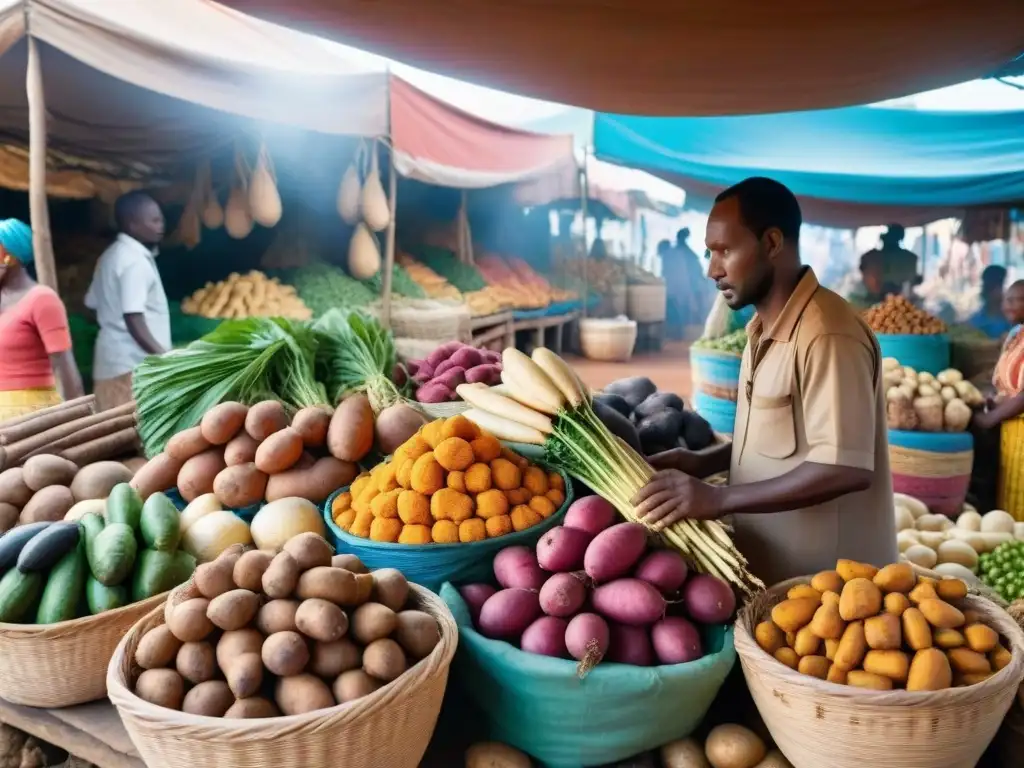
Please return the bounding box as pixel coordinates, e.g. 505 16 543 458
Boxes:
663 228 713 339
877 223 921 292
0 219 84 420
969 265 1012 340
845 249 887 310
86 191 170 411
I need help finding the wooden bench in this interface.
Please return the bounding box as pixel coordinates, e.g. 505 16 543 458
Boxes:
512 311 579 354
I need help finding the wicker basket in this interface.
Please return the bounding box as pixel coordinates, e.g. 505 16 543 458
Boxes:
0 591 167 707
626 283 667 323
889 430 974 517
413 400 469 420
734 577 1024 768
367 299 471 343
579 318 637 362
107 584 458 768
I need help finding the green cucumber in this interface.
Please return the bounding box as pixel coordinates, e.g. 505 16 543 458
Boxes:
131 549 195 603
105 483 143 530
86 576 129 615
36 542 87 624
16 522 80 573
89 523 137 586
139 493 181 553
0 568 44 623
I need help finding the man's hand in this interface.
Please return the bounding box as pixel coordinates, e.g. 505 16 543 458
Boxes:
630 469 724 530
648 447 702 475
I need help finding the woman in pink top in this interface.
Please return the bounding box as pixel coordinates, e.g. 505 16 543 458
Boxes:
0 219 84 421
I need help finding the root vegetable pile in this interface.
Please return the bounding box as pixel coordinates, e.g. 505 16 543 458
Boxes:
883 360 982 432
181 271 312 321
755 558 1011 691
460 495 736 676
863 295 946 335
408 342 503 404
331 414 565 544
593 377 714 455
131 534 440 718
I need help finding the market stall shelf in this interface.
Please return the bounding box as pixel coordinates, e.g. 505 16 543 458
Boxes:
0 698 142 768
469 311 514 350
512 311 578 355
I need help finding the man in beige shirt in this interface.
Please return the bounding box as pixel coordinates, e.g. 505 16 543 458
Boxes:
633 177 896 586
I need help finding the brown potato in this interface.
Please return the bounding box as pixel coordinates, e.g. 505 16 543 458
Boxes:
786 585 822 602
257 599 300 635
296 566 358 604
310 638 362 678
918 599 965 630
907 648 953 691
23 455 78 492
291 407 332 448
177 449 227 503
216 629 264 673
262 631 310 676
332 554 368 574
207 589 260 631
213 463 268 509
810 570 844 594
135 668 186 710
755 621 786 655
770 598 819 633
933 628 965 649
255 427 305 475
224 697 280 719
167 598 214 643
166 427 213 463
131 453 185 501
194 557 237 600
948 647 992 675
164 582 201 625
846 670 893 691
333 670 383 703
351 603 397 645
200 402 249 445
370 569 410 612
936 578 968 601
864 613 902 651
226 652 264 698
808 601 845 640
135 625 184 669
839 578 882 622
296 598 350 643
863 650 910 683
275 674 335 716
245 400 288 441
773 648 799 669
0 503 18 533
884 592 911 617
265 457 358 505
176 641 216 684
224 432 261 467
793 626 820 657
263 552 301 600
394 611 441 659
991 644 1012 671
362 638 407 682
902 607 933 651
0 468 32 507
327 394 374 462
833 621 867 671
964 623 999 654
182 680 234 717
233 550 275 592
909 581 938 605
283 532 334 571
354 573 374 605
836 559 878 582
873 563 916 594
798 655 829 679
20 486 75 523
826 664 847 684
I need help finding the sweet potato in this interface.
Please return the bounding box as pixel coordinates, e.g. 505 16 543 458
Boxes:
212 463 267 508
245 401 288 441
291 407 332 448
327 394 374 462
0 468 32 507
200 402 248 445
20 485 74 523
375 403 428 456
264 456 358 504
177 449 227 503
165 427 212 462
255 427 304 474
130 453 184 500
23 455 78 491
223 432 260 466
69 461 134 502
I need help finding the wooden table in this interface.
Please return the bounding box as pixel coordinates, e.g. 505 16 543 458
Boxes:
468 311 514 349
512 311 578 354
0 698 142 768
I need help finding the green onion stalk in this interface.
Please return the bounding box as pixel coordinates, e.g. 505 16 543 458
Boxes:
313 310 403 413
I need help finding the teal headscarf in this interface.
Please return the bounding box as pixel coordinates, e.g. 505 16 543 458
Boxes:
0 219 33 264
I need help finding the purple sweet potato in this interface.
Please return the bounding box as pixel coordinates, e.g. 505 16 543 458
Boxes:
465 364 502 386
436 367 467 391
477 588 541 640
591 578 667 626
536 526 593 573
683 574 736 624
493 546 545 590
520 616 569 658
480 349 501 364
565 613 609 671
406 360 422 376
426 341 463 367
583 522 648 582
415 382 456 404
651 616 703 664
634 550 689 595
564 496 617 537
607 623 654 666
459 584 497 626
414 362 436 383
433 358 457 378
449 347 482 370
539 572 588 617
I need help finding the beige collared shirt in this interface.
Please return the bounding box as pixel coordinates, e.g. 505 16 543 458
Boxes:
729 268 897 586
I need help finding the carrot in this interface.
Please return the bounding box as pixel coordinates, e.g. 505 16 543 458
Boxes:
60 427 141 466
4 401 136 464
0 402 95 446
24 414 138 460
0 395 95 435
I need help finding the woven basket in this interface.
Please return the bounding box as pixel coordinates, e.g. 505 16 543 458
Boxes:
107 584 458 768
734 576 1024 768
413 400 469 420
0 591 167 707
889 442 973 517
626 283 667 323
368 300 471 343
579 318 637 362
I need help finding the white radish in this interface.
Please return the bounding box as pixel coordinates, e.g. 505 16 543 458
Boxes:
455 384 553 434
501 348 564 414
531 347 584 407
462 409 546 445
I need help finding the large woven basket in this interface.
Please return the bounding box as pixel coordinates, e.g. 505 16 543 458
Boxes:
734 576 1024 768
889 430 974 517
626 283 667 323
579 318 637 362
107 584 458 768
0 592 167 707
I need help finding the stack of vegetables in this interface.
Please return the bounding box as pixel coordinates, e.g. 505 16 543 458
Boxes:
863 295 947 336
980 540 1024 603
360 263 426 301
331 414 564 544
756 559 1010 691
0 454 136 532
459 495 735 670
0 484 195 623
130 534 441 717
884 360 982 432
399 248 511 316
692 328 748 355
180 271 312 321
281 264 377 317
0 396 140 474
396 254 463 302
592 377 714 456
407 341 503 404
475 254 554 310
455 346 760 595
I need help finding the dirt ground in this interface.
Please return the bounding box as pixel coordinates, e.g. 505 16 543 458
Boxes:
569 341 694 398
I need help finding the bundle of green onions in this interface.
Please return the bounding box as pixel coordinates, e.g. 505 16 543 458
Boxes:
134 318 328 456
456 347 762 596
313 309 403 414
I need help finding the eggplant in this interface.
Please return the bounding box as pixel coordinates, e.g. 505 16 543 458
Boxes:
0 522 52 571
637 410 686 454
593 400 643 454
633 391 685 421
681 410 715 451
594 393 632 418
603 376 657 410
17 522 80 573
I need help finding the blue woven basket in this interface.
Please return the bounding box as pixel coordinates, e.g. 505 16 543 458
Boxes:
876 333 951 374
693 392 737 436
690 348 743 388
323 467 574 592
887 429 974 453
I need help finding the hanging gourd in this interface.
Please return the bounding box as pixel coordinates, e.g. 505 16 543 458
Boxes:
199 160 224 230
348 223 381 279
361 146 390 232
173 165 204 250
337 141 363 224
248 142 282 227
224 146 254 240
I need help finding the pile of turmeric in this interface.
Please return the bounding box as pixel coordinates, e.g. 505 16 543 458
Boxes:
331 414 565 544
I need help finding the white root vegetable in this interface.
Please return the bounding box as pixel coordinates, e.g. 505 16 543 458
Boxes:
531 347 586 408
894 504 915 532
896 530 920 553
500 348 565 414
1015 522 1024 542
982 509 1016 534
936 539 979 571
918 531 947 550
903 544 938 569
980 532 1014 553
956 511 982 532
946 528 987 554
933 562 979 582
462 408 546 445
937 368 964 386
916 513 950 533
895 493 929 519
455 384 553 434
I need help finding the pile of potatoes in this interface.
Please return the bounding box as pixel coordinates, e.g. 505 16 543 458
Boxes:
131 533 441 718
862 295 946 336
756 559 1011 692
130 400 363 509
0 455 136 532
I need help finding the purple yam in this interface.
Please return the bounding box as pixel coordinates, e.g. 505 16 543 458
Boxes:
538 572 588 617
520 616 569 658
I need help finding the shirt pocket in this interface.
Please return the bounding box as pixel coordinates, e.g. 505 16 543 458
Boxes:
748 393 797 459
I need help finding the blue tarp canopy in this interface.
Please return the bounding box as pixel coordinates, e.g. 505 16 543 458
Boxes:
593 107 1024 228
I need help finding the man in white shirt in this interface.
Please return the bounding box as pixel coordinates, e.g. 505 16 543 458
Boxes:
85 192 170 411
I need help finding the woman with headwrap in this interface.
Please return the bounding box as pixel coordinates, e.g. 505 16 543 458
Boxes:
0 219 84 420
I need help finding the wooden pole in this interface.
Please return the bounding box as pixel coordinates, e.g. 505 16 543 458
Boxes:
380 141 397 330
26 35 55 289
580 149 590 318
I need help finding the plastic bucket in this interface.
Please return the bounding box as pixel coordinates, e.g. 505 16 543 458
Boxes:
876 333 951 374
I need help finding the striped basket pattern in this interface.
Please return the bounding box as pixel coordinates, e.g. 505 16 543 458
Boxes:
690 348 743 389
888 429 973 516
876 333 951 374
999 415 1024 521
693 391 737 437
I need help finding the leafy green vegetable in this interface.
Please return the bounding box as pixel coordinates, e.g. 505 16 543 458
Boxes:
314 310 401 413
280 264 377 316
409 245 487 292
362 264 426 299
